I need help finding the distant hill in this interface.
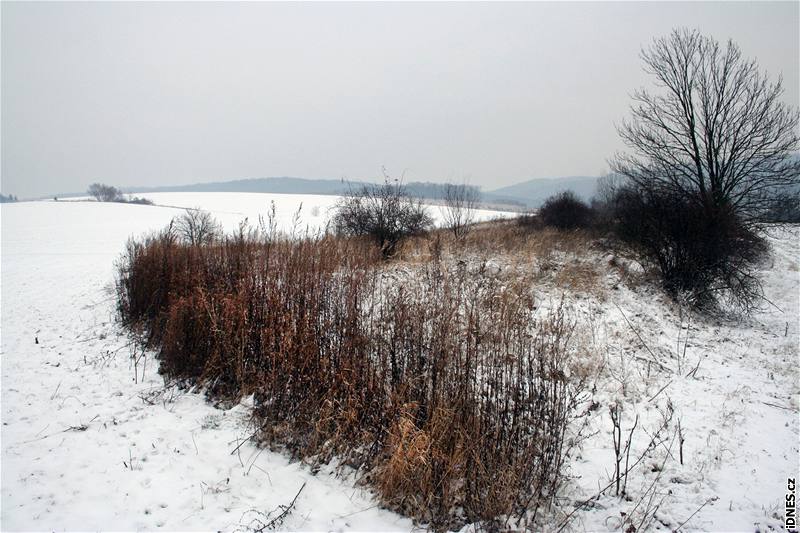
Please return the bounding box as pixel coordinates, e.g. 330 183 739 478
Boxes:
123 177 528 208
124 177 356 196
48 175 599 210
485 176 600 208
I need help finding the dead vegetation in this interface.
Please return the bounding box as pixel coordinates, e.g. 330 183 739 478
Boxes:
116 210 617 529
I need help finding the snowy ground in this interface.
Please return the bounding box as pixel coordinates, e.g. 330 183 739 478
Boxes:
524 226 799 532
1 194 797 531
0 196 415 531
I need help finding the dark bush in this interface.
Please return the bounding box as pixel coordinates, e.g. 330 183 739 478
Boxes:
332 178 433 257
612 186 768 310
516 210 542 229
539 191 594 230
88 183 123 202
126 196 154 205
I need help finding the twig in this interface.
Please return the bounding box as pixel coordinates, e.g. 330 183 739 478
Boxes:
686 356 703 378
762 400 793 411
237 482 306 532
622 414 640 495
648 380 672 403
230 425 265 457
335 503 380 519
264 481 306 529
632 354 673 374
555 409 674 532
614 302 662 364
629 430 677 531
673 496 717 531
245 446 266 476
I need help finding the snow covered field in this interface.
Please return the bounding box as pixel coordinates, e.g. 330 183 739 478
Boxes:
1 194 798 531
0 195 415 531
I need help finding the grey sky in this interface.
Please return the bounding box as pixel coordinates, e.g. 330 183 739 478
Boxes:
2 1 798 198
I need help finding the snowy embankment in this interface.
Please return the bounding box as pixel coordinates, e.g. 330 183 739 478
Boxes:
555 224 799 532
1 194 797 531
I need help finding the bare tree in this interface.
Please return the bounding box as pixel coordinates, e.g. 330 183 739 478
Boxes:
88 183 123 202
333 171 432 258
440 182 480 239
608 29 799 311
173 208 221 246
612 28 799 222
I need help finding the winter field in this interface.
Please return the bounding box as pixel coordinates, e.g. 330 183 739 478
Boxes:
1 193 798 531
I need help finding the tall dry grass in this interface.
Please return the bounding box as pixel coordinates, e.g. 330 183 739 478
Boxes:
116 217 587 529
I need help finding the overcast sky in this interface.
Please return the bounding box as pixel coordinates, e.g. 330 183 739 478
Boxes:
2 1 798 198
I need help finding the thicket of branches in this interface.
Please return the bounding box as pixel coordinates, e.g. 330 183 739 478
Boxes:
611 186 768 309
172 209 222 246
539 191 594 230
88 182 124 202
440 182 480 239
116 214 586 529
332 176 432 258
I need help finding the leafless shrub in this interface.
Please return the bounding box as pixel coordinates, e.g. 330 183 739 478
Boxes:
591 173 625 231
332 174 433 258
173 208 222 246
440 182 480 239
516 211 542 229
126 196 154 205
607 28 798 313
88 182 123 202
612 186 768 311
539 191 595 230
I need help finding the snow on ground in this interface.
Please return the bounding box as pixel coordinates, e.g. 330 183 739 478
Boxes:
1 194 797 531
141 191 515 234
545 226 800 532
1 197 414 531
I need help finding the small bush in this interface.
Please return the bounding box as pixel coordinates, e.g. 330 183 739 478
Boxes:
332 178 433 258
539 191 594 230
172 209 222 246
126 196 154 205
440 182 480 239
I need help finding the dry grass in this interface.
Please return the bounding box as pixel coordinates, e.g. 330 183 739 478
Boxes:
401 221 608 299
116 216 598 529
